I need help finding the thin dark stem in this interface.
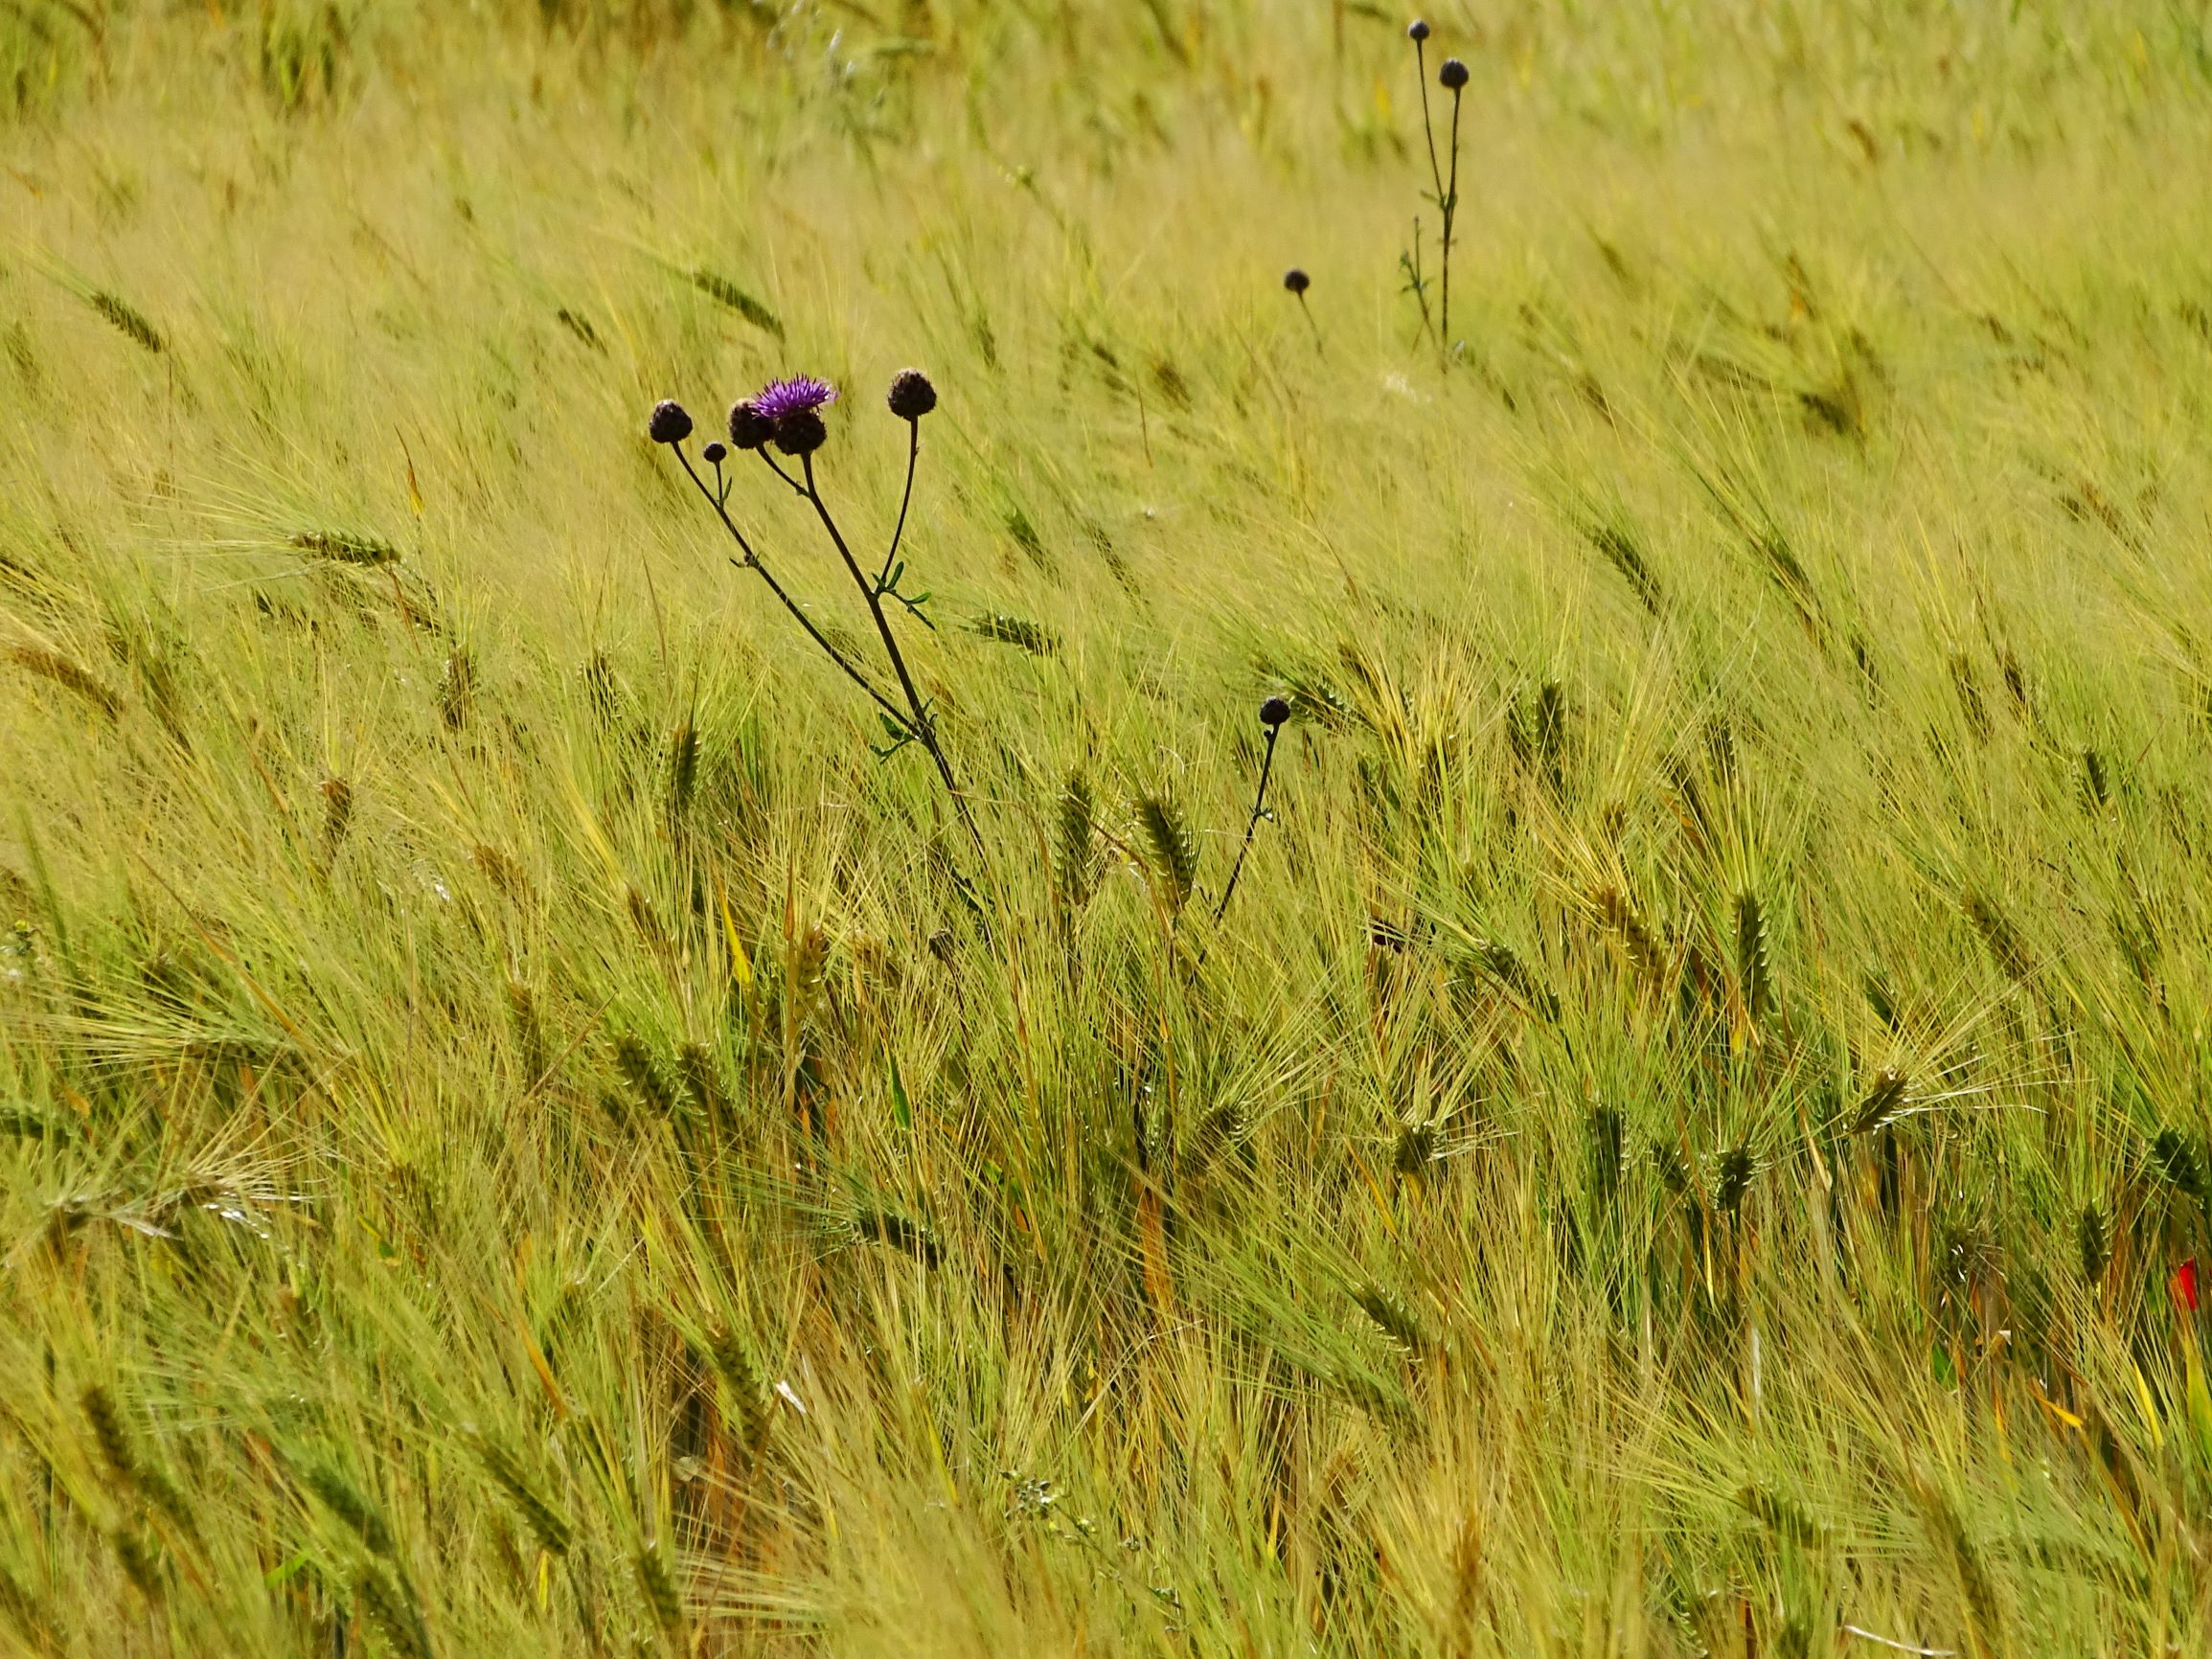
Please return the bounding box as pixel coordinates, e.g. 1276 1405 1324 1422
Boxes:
672 445 910 734
878 420 921 588
1296 292 1324 353
758 451 808 497
1414 39 1444 207
1403 218 1437 348
1210 725 1281 931
1441 86 1463 352
800 455 985 855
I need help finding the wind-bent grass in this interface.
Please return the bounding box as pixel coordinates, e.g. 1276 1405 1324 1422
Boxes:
3 2 2212 1652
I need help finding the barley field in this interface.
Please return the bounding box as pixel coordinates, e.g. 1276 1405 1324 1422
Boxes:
4 3 2212 1654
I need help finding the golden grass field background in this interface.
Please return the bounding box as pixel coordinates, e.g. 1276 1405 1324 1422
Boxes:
6 2 2212 1652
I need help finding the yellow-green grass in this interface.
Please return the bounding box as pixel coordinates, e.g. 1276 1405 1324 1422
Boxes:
5 1 2212 1652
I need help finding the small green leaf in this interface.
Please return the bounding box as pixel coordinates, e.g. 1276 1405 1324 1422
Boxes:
886 1052 912 1131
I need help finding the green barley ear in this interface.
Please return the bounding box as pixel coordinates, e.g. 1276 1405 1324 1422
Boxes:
1738 1484 1818 1546
320 776 353 862
1862 969 1901 1032
1534 679 1566 791
1465 940 1560 1021
462 1425 573 1555
2078 1201 2109 1289
1848 1069 1907 1134
686 266 784 338
1586 1106 1624 1205
582 651 621 726
1057 772 1097 909
2150 1127 2210 1215
85 289 166 353
1592 885 1667 987
855 1206 944 1267
1352 1284 1426 1353
436 650 473 731
1950 652 1991 742
2080 747 2109 810
1392 1121 1437 1178
635 1538 685 1638
1135 795 1197 915
1734 891 1773 1025
611 1034 677 1118
1580 513 1664 614
81 1386 193 1536
290 528 399 566
6 645 123 719
81 1383 138 1489
506 980 546 1080
111 1528 164 1602
300 1457 396 1556
703 1329 772 1452
1714 1144 1754 1216
677 1043 725 1125
353 1564 431 1659
666 721 699 823
971 613 1060 655
1963 891 2031 982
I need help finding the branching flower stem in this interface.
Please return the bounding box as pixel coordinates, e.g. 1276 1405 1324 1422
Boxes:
671 444 911 735
1413 34 1445 212
796 453 984 856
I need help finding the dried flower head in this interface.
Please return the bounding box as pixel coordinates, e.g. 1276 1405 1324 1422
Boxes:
773 408 829 457
753 375 839 425
1406 18 1430 40
649 400 693 444
1439 57 1470 90
887 368 939 420
701 441 728 466
1283 268 1311 295
1261 694 1291 729
727 399 774 452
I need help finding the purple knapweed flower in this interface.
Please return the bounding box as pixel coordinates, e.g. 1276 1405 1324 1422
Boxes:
752 375 839 424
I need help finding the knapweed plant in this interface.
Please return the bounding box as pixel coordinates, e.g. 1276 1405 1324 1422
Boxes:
652 372 1298 943
650 370 984 854
1400 18 1470 356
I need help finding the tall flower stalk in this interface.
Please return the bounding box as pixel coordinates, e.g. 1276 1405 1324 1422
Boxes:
1402 20 1470 357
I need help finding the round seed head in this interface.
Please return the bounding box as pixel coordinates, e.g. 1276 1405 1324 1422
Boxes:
773 408 829 457
649 399 693 444
887 368 939 420
1439 56 1470 90
1406 18 1430 40
1260 694 1291 729
727 399 774 452
1283 267 1311 295
701 441 728 466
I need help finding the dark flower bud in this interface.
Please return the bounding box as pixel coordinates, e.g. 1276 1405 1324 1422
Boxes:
727 399 774 452
1283 267 1311 295
773 408 828 457
1260 694 1291 729
887 368 939 420
701 441 728 466
1406 18 1430 40
1439 57 1470 90
649 399 693 444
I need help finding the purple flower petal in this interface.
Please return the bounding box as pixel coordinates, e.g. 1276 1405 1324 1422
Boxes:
753 375 839 423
